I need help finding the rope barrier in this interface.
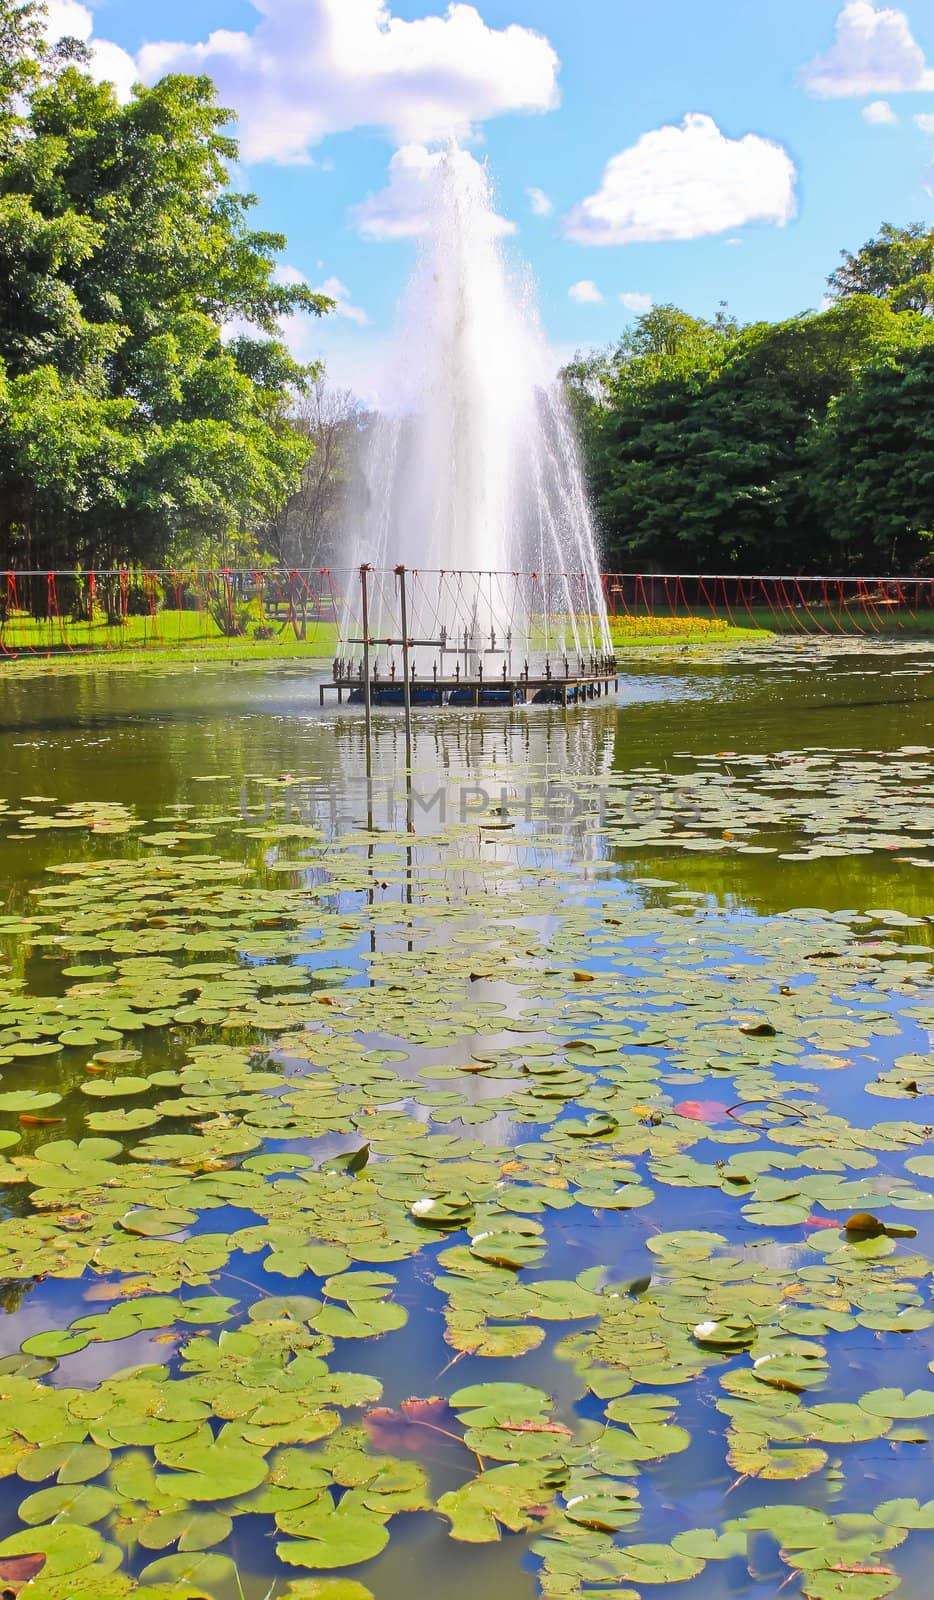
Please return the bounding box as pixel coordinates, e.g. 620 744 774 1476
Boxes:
0 567 930 657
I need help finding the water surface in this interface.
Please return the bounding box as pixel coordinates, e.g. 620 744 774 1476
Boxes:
0 640 931 1600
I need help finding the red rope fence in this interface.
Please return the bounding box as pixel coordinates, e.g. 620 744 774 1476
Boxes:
0 568 342 658
0 568 932 658
602 573 934 639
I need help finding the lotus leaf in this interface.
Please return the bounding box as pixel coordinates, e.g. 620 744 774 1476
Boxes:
0 1523 104 1577
17 1442 111 1485
438 1463 561 1542
137 1552 241 1589
618 1543 706 1583
275 1497 391 1568
153 1441 267 1500
136 1509 233 1551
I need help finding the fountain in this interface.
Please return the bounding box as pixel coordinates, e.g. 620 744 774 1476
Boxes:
328 145 614 709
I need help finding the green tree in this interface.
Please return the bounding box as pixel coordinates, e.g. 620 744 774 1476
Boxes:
828 222 934 315
563 304 736 416
572 288 934 575
0 31 333 580
812 345 934 568
1 1 44 138
734 295 927 409
589 368 812 570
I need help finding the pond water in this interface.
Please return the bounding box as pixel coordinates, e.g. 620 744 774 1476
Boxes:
0 639 932 1600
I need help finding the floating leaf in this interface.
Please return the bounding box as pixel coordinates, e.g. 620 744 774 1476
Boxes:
618 1543 706 1583
0 1524 103 1578
276 1499 390 1568
138 1552 241 1589
137 1509 233 1552
153 1441 267 1500
860 1389 934 1420
17 1442 111 1485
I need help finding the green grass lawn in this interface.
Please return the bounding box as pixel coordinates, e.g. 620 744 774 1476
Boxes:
0 609 341 664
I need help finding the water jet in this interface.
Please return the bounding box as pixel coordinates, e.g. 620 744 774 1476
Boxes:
326 145 614 710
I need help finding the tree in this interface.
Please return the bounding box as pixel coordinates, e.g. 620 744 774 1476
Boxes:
0 49 334 577
563 304 737 415
1 1 44 137
732 295 928 409
812 345 934 569
1 0 90 159
267 382 367 568
589 368 813 570
828 222 934 315
570 290 934 574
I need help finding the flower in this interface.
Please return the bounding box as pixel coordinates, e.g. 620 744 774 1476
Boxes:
565 1496 585 1508
410 1198 436 1217
693 1320 719 1339
753 1354 775 1368
471 1232 491 1244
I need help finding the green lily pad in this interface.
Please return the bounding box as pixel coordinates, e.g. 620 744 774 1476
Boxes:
0 1090 62 1111
860 1388 934 1419
276 1501 390 1568
618 1543 706 1583
138 1552 241 1589
0 1523 104 1577
17 1442 112 1485
153 1441 267 1500
137 1509 233 1552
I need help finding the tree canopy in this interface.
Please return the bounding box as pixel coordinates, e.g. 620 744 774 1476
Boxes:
565 225 934 575
828 221 934 316
0 0 333 577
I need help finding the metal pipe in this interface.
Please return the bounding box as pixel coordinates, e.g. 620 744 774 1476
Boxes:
360 564 373 823
396 564 413 788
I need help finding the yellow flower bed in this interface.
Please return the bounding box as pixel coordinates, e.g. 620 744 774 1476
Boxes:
610 613 745 639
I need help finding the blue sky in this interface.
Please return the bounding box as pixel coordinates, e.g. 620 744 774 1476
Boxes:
47 0 934 395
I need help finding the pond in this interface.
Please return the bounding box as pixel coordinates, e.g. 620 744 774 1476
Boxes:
0 638 932 1600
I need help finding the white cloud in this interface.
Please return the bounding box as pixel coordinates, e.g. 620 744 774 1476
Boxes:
274 265 309 289
862 98 898 121
619 291 653 313
569 280 603 304
88 40 139 100
275 262 368 324
564 114 797 246
801 2 934 98
42 0 138 99
351 145 443 239
916 112 934 132
526 186 554 216
314 275 369 326
351 143 514 239
135 0 560 165
43 0 92 39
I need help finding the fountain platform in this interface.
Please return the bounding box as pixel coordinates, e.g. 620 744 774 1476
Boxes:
320 657 619 709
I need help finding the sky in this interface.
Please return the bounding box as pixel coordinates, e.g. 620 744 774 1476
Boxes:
43 0 934 398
